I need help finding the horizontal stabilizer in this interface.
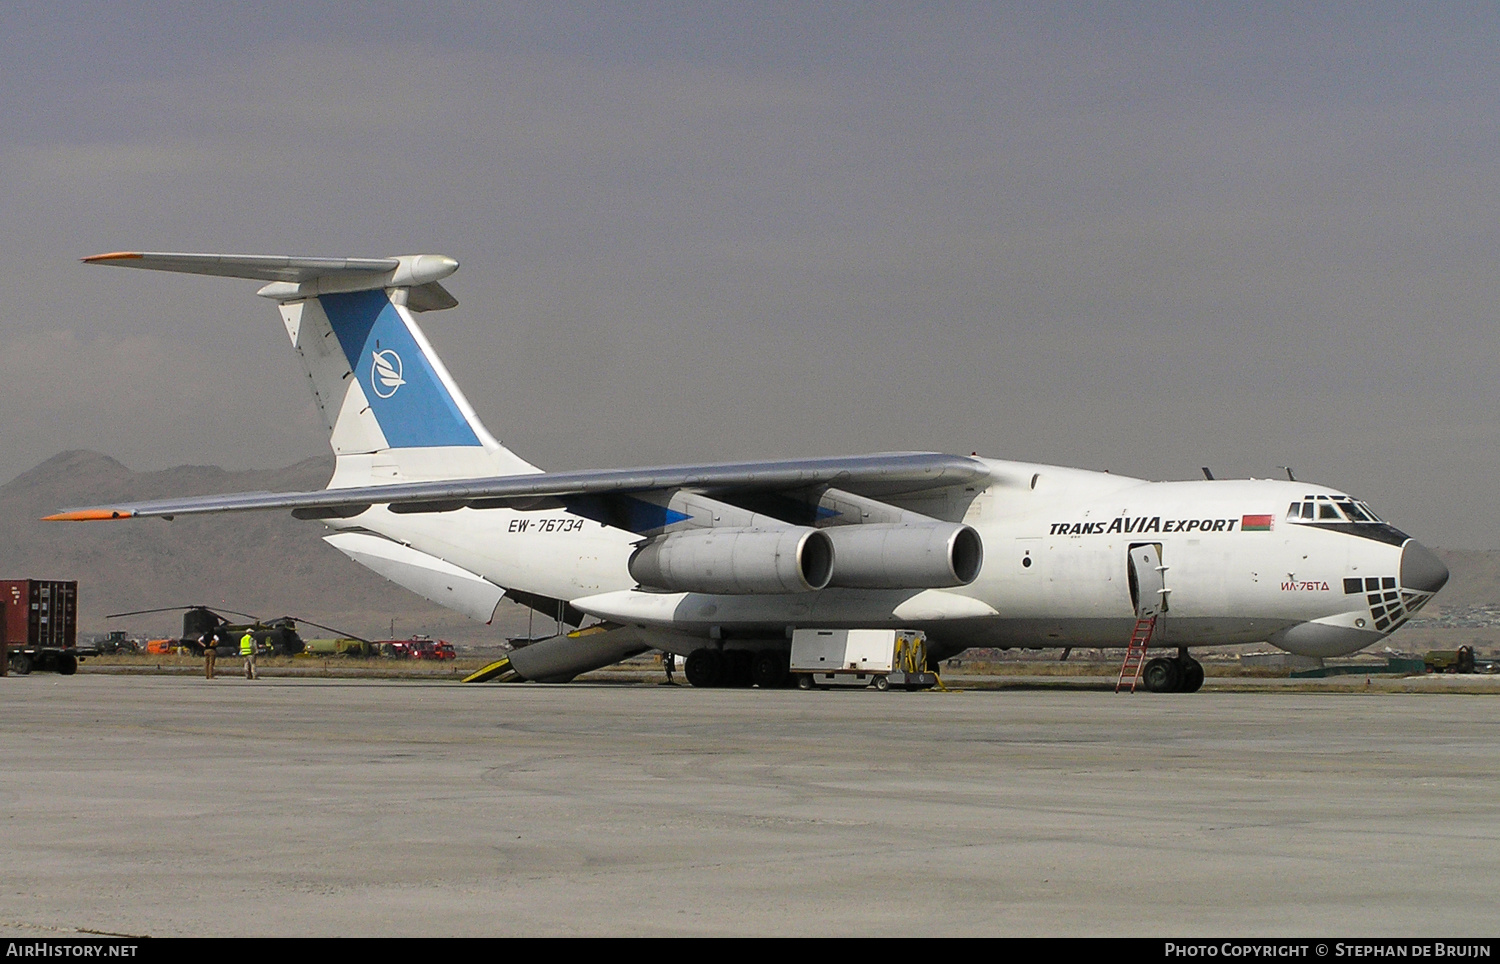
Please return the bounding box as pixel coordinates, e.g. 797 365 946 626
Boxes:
84 251 399 282
84 251 460 311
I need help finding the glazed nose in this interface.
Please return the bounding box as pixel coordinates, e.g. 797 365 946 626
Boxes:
1400 540 1449 594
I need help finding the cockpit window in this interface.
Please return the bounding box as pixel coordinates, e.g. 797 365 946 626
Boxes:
1286 495 1384 525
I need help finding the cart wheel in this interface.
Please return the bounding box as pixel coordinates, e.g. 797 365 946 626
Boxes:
796 674 813 691
874 676 889 691
12 654 32 676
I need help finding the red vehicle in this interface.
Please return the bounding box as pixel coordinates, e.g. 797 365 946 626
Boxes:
416 639 456 660
3 580 81 675
379 636 456 660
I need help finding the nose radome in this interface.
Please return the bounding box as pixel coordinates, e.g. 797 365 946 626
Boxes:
1401 540 1449 594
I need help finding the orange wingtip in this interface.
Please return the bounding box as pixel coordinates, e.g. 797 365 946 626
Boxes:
81 252 144 263
43 509 135 521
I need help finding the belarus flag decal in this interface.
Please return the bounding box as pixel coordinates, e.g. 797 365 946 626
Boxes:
1241 514 1274 531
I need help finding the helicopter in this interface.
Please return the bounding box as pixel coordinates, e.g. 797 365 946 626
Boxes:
106 606 368 657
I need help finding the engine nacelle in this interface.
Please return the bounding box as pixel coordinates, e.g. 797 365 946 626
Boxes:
629 527 834 594
824 522 983 589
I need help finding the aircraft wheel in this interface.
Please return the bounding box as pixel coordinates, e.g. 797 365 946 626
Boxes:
751 651 787 688
684 649 723 688
11 654 31 676
57 653 78 676
726 650 754 687
1142 657 1181 693
1179 658 1205 693
874 675 890 691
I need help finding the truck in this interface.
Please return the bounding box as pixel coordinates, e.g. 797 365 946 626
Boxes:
1425 646 1477 674
2 580 81 676
379 636 456 660
91 630 139 655
301 638 378 657
790 628 937 691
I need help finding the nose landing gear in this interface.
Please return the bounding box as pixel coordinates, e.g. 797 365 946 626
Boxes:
1143 649 1205 693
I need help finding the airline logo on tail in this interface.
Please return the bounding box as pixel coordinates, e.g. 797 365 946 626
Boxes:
319 290 482 448
371 349 406 398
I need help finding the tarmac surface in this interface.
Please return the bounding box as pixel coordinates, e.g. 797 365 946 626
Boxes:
1 673 1497 937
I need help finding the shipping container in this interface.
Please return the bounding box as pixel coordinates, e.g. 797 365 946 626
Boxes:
2 579 81 675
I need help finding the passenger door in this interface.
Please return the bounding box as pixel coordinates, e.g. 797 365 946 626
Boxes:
1128 543 1168 618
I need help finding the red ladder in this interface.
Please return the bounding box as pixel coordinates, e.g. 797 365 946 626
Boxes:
1115 616 1157 693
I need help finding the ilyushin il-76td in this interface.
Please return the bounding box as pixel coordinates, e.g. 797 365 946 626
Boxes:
50 251 1449 691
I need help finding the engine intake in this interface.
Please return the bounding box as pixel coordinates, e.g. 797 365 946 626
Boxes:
824 522 983 589
629 527 834 594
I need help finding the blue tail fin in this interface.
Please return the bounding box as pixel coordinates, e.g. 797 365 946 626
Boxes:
280 289 539 485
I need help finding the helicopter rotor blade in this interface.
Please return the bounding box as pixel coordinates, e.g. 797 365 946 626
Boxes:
209 607 262 622
106 605 215 619
106 604 262 622
271 616 373 644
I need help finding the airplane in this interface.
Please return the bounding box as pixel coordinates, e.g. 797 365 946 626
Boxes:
48 250 1450 692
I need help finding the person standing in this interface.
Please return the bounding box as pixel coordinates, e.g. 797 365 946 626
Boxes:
202 633 217 679
240 630 257 680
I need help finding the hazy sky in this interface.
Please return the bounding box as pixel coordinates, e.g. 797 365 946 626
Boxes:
3 3 1498 547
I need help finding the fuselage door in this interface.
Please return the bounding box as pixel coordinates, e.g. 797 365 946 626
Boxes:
1128 543 1169 618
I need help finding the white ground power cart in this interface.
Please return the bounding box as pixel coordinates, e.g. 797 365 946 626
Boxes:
791 628 938 691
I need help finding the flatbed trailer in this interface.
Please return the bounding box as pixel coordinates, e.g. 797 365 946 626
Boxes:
2 580 82 676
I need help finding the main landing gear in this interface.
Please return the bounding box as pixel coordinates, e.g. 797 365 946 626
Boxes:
1142 649 1205 693
683 648 792 688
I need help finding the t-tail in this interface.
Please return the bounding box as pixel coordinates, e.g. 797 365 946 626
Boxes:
83 251 540 487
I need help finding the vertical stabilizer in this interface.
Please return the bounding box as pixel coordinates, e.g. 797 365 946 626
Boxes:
81 250 540 487
280 289 538 486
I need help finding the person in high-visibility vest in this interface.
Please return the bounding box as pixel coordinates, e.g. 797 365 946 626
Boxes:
240 631 257 680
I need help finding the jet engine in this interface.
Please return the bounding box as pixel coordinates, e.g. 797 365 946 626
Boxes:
824 522 983 588
628 526 834 594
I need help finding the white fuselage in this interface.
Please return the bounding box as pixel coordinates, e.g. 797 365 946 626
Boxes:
328 458 1437 661
75 254 1445 668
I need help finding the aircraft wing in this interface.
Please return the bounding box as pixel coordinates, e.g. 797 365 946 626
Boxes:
45 453 989 522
